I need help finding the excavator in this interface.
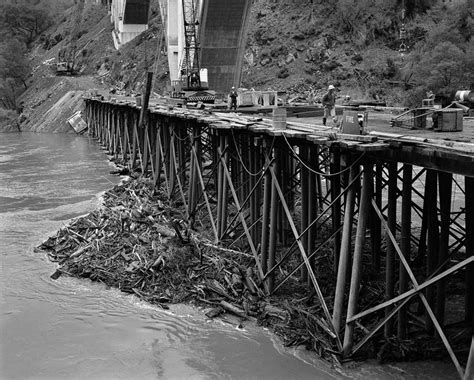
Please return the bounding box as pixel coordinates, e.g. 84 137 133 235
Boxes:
171 0 215 103
56 0 85 75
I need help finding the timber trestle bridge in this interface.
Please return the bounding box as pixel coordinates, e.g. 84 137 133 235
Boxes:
84 95 474 379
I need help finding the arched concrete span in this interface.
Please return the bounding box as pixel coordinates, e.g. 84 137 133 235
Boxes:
160 0 251 94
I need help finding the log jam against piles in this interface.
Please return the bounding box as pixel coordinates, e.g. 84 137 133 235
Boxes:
37 95 474 378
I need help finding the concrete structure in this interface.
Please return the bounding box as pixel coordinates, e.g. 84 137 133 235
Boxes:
159 0 251 94
160 0 204 88
199 0 251 94
111 0 151 49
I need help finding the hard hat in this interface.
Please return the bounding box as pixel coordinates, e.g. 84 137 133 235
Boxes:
328 85 335 90
232 86 235 89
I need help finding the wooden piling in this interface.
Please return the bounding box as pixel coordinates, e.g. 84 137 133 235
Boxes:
343 162 373 355
260 139 272 275
307 145 318 278
331 147 342 268
417 171 429 266
268 145 280 292
130 112 139 169
371 162 382 271
398 164 412 339
333 164 358 336
142 117 150 174
138 71 153 125
168 122 176 199
466 176 474 324
249 135 259 245
436 171 452 326
425 169 438 333
279 145 289 245
220 134 230 238
216 132 224 238
385 161 397 338
122 111 130 163
300 144 309 282
153 119 162 188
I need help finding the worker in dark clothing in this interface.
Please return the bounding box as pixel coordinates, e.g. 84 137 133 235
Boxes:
322 84 337 126
229 86 238 111
190 72 200 88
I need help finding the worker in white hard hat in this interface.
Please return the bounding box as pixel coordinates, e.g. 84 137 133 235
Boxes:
322 85 337 126
229 86 238 111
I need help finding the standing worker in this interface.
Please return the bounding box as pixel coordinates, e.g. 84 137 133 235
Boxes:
322 84 337 126
229 86 238 111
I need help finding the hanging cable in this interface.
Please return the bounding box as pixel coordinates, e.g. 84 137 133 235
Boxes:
282 133 366 177
230 129 265 177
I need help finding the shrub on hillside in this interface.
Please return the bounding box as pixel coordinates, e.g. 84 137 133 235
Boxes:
277 67 289 79
270 45 288 58
0 108 18 122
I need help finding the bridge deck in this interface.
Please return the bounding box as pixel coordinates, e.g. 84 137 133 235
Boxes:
96 95 474 177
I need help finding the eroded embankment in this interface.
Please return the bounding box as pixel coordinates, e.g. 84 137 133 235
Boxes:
18 75 106 133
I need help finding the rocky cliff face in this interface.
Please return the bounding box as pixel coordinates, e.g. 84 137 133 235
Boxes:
241 0 404 102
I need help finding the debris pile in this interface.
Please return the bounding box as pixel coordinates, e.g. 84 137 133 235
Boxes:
37 177 327 352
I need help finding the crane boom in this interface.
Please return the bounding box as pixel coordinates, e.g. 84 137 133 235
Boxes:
168 0 215 103
179 0 203 90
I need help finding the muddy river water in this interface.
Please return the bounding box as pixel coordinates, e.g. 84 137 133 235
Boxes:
0 132 457 379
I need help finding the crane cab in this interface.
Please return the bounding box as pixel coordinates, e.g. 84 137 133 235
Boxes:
171 68 215 104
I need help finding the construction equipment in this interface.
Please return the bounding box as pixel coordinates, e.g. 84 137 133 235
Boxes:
56 0 85 75
454 90 474 116
170 0 215 104
391 105 464 132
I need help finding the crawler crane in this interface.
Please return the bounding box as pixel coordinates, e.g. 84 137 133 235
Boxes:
171 0 215 103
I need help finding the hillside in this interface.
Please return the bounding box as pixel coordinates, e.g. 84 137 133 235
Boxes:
1 0 472 132
242 0 473 104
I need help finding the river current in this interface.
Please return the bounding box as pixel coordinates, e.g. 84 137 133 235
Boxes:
0 133 340 379
0 132 457 380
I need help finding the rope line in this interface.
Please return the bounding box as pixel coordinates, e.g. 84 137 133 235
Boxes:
230 129 265 177
282 133 366 177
